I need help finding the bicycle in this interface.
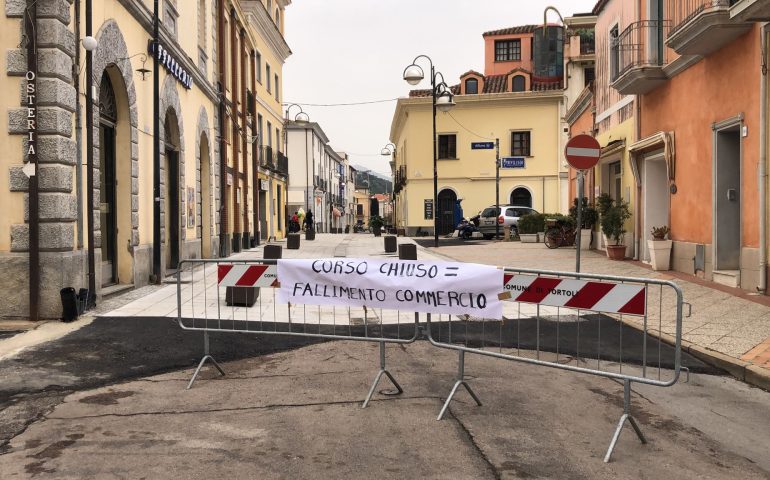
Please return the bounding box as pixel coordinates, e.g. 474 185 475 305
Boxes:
544 219 577 249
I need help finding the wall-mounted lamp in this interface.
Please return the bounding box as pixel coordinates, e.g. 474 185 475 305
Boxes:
82 36 98 52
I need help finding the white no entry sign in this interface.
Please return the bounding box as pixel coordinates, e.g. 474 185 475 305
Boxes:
277 258 504 319
565 134 601 171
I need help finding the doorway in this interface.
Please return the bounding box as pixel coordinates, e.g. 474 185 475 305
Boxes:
200 134 212 258
510 187 532 207
164 112 181 272
641 150 669 263
714 125 742 271
259 187 268 240
437 189 457 235
99 75 118 286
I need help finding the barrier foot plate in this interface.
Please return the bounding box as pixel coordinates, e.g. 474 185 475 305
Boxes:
437 380 482 421
362 369 403 408
187 355 225 390
604 413 647 462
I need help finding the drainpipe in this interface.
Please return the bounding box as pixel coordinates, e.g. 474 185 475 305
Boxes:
759 23 769 293
85 0 96 296
634 94 642 261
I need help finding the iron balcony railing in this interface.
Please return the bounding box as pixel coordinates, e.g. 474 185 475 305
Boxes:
275 151 288 175
668 0 738 36
579 30 595 55
261 145 275 169
614 20 672 79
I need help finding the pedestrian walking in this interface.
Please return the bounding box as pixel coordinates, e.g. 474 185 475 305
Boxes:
305 209 314 232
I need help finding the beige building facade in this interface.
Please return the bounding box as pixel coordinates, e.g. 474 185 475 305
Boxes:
0 0 290 318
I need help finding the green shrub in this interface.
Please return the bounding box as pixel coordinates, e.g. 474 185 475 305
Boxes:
596 193 614 217
600 200 632 245
569 197 599 229
517 213 543 234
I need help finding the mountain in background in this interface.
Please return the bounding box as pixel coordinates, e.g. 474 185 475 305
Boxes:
352 165 392 195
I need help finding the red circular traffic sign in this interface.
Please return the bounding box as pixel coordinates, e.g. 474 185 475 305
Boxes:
565 134 601 170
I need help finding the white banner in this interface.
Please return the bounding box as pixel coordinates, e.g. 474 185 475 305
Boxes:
277 258 504 319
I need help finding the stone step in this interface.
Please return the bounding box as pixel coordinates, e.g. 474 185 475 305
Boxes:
100 283 135 300
713 270 741 288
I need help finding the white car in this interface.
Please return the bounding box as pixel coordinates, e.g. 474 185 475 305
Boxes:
478 205 538 239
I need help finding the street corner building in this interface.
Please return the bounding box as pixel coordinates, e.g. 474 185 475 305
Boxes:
389 24 571 237
0 0 292 319
565 0 770 293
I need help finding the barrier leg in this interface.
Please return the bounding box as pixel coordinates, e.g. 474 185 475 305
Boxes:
187 331 225 390
437 350 482 421
604 380 646 462
362 341 403 408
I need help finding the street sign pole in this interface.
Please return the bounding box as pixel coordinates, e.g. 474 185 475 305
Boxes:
576 170 584 273
495 138 500 240
564 134 601 276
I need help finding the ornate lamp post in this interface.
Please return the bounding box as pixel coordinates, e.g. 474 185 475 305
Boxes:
403 55 455 247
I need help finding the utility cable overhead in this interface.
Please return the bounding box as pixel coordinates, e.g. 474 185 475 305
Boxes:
447 112 496 141
282 98 399 107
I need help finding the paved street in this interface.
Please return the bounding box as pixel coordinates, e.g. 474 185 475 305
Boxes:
1 234 769 478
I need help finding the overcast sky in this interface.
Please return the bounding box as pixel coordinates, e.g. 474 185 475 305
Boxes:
283 0 597 177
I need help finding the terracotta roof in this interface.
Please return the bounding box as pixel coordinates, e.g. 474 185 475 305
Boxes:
482 25 538 37
459 70 483 78
408 85 461 98
482 75 506 94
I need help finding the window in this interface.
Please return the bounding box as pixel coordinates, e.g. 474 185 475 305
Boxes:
266 64 271 92
255 51 262 83
465 78 478 94
438 134 457 159
584 67 595 87
495 39 521 61
164 0 178 36
267 121 272 147
610 25 619 81
274 73 279 100
275 8 280 26
511 131 531 157
275 128 280 149
197 0 206 47
512 75 526 92
257 114 263 146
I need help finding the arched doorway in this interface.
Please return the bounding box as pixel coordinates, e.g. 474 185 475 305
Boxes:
164 111 181 271
437 189 457 235
98 70 131 286
200 132 212 258
510 187 532 208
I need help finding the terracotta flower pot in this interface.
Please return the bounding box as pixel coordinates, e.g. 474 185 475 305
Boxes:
606 245 626 260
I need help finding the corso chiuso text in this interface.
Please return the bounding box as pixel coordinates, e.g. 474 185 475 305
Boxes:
291 260 489 309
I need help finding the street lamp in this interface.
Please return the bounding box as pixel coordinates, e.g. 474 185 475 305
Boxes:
284 103 311 213
403 55 455 247
381 143 397 229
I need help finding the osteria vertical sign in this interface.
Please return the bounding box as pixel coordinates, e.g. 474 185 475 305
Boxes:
278 258 504 319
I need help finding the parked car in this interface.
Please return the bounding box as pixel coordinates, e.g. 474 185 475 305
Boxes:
478 205 538 239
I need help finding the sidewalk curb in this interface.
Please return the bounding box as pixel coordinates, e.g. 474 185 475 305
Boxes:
619 318 770 392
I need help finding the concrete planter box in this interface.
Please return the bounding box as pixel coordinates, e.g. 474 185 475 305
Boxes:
287 233 301 250
384 235 397 253
648 239 672 271
306 230 315 241
580 229 592 251
520 233 539 243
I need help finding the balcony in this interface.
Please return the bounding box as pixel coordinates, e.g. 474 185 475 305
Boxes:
731 0 770 21
275 151 288 176
611 20 671 95
261 146 275 169
667 0 750 56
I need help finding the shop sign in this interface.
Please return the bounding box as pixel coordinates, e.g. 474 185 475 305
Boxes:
260 179 270 191
424 199 434 220
501 157 525 169
23 71 37 178
148 41 193 90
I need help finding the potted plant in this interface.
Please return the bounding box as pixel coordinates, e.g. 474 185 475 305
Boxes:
517 212 541 243
600 199 632 260
369 215 384 237
596 193 614 250
570 197 598 251
648 225 672 271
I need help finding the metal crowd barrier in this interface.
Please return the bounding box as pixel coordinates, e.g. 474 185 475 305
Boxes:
176 258 419 407
425 266 684 462
177 258 684 463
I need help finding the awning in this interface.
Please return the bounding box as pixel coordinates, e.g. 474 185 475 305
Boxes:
629 131 676 182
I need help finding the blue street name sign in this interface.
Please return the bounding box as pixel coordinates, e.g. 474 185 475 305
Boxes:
501 157 526 169
471 142 495 150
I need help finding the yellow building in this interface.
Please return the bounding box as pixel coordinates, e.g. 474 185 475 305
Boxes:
0 0 290 318
390 78 565 236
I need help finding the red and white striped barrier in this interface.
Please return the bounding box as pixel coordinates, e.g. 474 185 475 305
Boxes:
502 274 646 316
218 264 279 288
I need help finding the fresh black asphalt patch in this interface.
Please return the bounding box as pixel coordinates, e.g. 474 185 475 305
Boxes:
1 313 717 404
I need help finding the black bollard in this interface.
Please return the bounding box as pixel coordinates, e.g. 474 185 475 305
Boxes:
398 243 417 260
